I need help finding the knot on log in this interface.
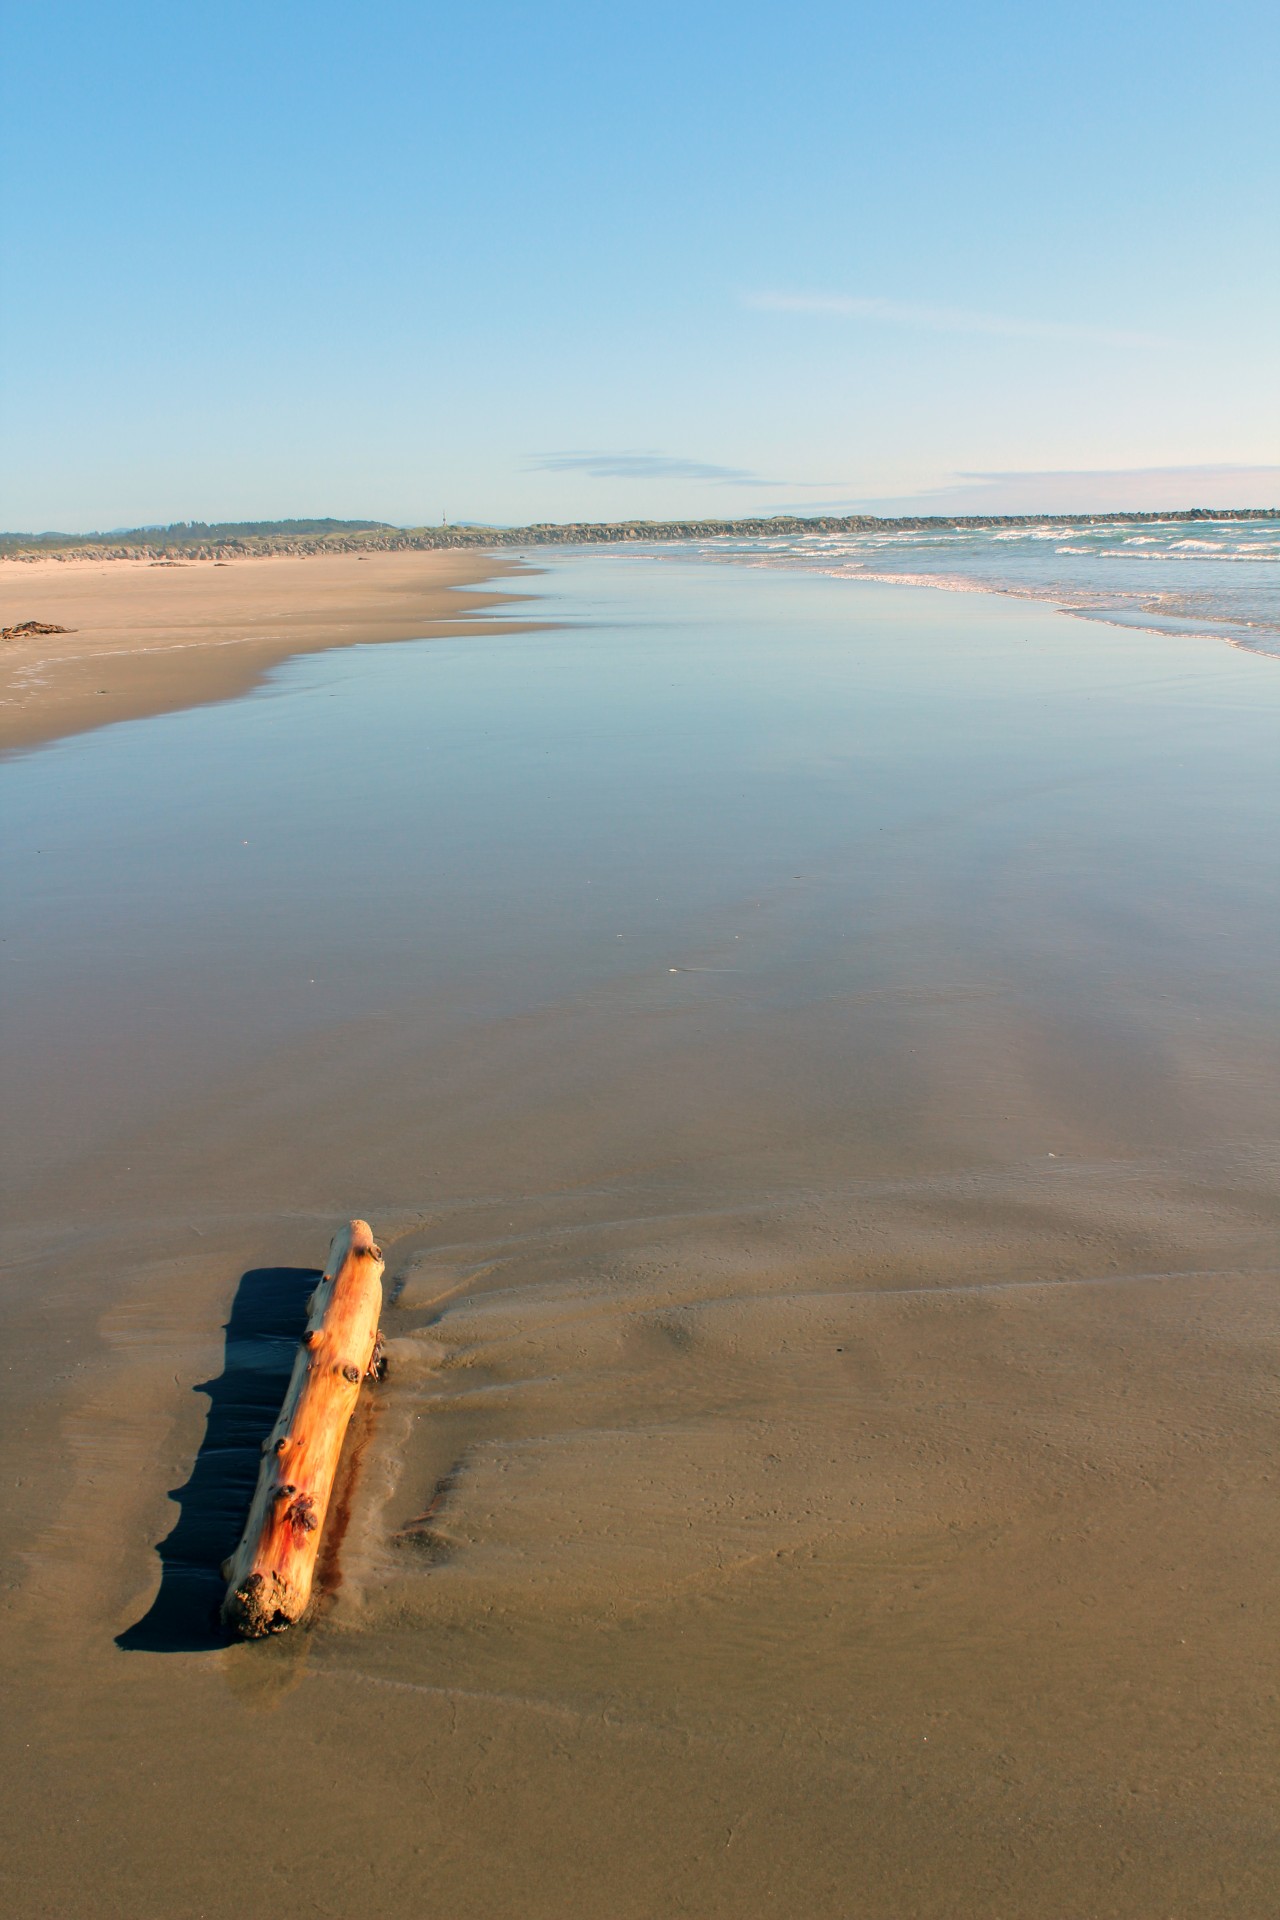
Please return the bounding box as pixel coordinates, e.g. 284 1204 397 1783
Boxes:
341 1362 361 1383
284 1494 318 1541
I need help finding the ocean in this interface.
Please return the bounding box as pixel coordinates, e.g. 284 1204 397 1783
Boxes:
654 515 1280 656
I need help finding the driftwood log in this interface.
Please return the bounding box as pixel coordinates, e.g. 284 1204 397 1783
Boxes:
221 1219 384 1638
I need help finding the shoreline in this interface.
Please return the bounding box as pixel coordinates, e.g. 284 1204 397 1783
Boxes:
0 548 539 753
4 526 1274 738
747 559 1280 660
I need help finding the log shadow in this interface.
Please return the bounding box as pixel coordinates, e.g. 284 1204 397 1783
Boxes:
116 1266 319 1653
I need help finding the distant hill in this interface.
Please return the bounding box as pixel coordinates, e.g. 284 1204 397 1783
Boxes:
0 518 395 555
2 508 1276 561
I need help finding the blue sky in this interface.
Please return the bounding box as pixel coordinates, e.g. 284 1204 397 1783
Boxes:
3 0 1277 528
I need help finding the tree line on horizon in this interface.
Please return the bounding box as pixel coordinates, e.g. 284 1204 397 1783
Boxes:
2 507 1276 560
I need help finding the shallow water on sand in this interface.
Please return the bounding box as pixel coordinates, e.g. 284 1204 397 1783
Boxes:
2 559 1279 1917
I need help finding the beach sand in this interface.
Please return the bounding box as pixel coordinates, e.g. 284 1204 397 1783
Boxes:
0 548 535 750
1 557 1278 1917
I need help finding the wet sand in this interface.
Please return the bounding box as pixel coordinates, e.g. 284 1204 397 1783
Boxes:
0 548 536 750
1 558 1278 1917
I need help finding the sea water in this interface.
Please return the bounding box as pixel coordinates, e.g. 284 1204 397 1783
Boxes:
649 515 1280 654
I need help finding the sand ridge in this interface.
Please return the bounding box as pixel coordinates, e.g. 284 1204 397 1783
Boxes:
0 547 539 751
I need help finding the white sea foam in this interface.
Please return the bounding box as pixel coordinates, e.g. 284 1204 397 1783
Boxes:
658 515 1280 657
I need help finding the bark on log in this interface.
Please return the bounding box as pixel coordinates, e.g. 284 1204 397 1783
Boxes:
221 1219 384 1638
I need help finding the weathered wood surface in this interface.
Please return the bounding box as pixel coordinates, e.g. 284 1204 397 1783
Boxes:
221 1219 384 1638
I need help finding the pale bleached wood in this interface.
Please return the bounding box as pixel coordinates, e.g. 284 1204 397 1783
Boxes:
221 1219 384 1637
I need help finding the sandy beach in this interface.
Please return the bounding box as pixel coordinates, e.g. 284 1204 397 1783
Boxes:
1 555 1278 1917
0 548 535 751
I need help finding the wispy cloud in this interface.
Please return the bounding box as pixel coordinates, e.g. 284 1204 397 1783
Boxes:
959 463 1280 488
770 465 1280 516
530 450 773 486
744 291 1169 349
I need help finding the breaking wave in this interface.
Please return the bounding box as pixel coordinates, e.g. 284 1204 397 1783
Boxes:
650 517 1280 657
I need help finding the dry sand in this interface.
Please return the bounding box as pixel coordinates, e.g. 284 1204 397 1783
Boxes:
1 559 1277 1918
0 548 535 750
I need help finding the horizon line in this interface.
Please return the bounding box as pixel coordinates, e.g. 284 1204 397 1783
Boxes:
4 504 1279 547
